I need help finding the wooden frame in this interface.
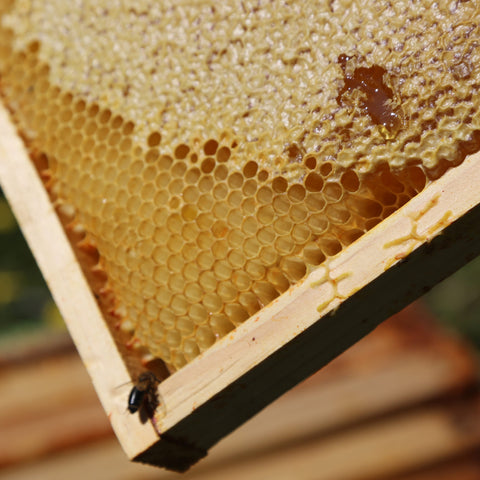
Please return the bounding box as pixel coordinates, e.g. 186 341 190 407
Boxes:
1 101 480 471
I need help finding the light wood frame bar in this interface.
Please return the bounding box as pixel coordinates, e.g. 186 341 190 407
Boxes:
1 103 480 470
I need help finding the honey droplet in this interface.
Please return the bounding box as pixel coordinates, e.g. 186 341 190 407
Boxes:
337 54 403 138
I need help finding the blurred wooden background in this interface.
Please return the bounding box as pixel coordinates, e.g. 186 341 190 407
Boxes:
1 303 480 480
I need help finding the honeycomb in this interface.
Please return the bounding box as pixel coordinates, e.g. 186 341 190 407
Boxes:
1 0 480 371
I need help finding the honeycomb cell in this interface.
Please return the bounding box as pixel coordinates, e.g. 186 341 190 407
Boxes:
346 196 383 219
274 236 295 255
305 173 324 192
232 271 252 291
338 228 364 247
189 303 208 324
196 326 216 350
212 202 229 219
167 255 185 274
174 144 189 159
319 163 333 178
238 292 261 315
303 244 327 266
216 146 231 163
257 226 276 245
241 217 258 236
240 197 256 215
228 172 244 190
407 166 428 192
201 157 215 174
168 273 185 293
212 239 229 259
166 235 183 254
169 195 181 210
272 177 288 194
341 171 360 192
289 205 308 223
198 271 217 292
181 242 199 261
147 131 161 147
183 263 200 282
257 205 275 225
256 186 273 205
304 194 326 213
198 175 214 193
176 316 195 334
168 178 183 195
184 283 203 303
146 148 160 164
196 212 214 231
181 204 198 222
227 230 245 249
197 251 215 270
152 208 168 228
259 247 278 267
214 164 228 181
273 217 293 235
243 238 261 258
325 205 352 224
145 298 161 319
212 220 228 238
280 257 307 283
171 161 187 178
318 237 343 257
257 169 268 183
2 0 480 371
243 161 258 178
197 193 214 212
153 265 169 285
183 185 200 204
264 268 288 293
217 281 237 302
183 339 201 362
291 224 311 244
245 260 265 281
204 139 218 155
213 260 232 280
203 293 223 313
171 352 187 370
323 183 343 202
252 282 279 306
242 179 257 197
210 314 235 337
155 309 174 330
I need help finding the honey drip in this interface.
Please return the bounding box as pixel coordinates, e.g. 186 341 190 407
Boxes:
337 54 403 139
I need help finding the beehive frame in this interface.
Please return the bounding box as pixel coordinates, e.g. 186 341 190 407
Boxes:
1 100 480 471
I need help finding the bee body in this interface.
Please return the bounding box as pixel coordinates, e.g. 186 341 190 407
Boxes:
127 371 159 414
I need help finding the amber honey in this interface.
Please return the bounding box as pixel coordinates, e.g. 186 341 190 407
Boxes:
1 1 479 371
337 54 404 139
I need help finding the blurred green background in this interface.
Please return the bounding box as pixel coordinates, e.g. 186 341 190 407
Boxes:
0 186 479 353
0 188 65 351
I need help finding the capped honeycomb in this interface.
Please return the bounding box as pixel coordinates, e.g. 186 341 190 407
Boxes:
1 0 480 371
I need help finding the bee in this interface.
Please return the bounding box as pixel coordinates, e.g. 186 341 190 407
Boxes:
128 371 160 415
